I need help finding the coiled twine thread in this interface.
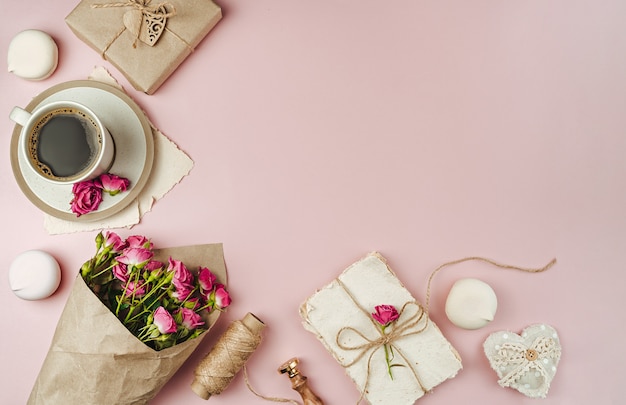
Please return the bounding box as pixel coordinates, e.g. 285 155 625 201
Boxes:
191 312 265 400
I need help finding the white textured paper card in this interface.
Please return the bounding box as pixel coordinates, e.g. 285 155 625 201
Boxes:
300 252 462 404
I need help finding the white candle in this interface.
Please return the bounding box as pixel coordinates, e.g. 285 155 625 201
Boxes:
7 29 58 80
8 250 61 300
445 278 497 330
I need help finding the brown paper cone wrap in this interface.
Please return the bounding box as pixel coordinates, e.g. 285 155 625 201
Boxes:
28 243 227 405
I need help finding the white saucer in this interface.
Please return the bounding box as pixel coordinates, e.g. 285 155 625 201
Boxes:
10 80 154 222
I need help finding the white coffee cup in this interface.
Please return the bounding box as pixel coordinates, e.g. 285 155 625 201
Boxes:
10 100 115 185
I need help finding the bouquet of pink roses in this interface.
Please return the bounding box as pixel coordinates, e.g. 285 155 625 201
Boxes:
80 232 230 350
28 232 230 405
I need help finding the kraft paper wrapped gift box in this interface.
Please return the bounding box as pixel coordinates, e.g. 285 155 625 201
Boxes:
300 252 462 404
66 0 221 94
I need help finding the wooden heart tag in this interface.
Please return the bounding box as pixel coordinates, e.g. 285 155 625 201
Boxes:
123 4 169 47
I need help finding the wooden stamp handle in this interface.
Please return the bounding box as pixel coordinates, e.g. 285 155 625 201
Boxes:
278 358 324 405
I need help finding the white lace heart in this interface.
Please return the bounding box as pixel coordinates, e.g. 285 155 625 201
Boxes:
483 324 561 398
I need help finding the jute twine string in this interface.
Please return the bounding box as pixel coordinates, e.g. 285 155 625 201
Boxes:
243 367 300 405
334 256 556 404
193 319 261 397
423 256 557 319
192 314 301 404
92 0 177 19
91 0 194 55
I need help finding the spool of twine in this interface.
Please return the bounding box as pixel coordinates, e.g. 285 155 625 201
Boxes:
191 312 265 400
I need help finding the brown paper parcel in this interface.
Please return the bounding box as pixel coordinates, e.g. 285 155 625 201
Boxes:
300 252 462 404
28 243 227 405
66 0 222 94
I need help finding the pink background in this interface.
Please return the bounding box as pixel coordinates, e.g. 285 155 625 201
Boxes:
1 0 624 404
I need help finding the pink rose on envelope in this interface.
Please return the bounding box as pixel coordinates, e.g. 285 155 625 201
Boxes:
372 304 399 326
372 304 401 380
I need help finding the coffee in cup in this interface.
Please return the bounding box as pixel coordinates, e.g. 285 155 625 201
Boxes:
10 101 115 185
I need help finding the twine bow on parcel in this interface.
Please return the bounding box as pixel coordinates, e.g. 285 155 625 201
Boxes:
92 0 177 47
335 279 430 403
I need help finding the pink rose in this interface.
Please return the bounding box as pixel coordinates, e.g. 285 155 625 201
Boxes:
372 305 399 326
96 173 130 196
172 283 194 302
177 307 204 330
144 260 164 272
214 284 231 309
112 263 129 282
117 247 153 268
102 231 126 253
70 180 103 217
153 306 177 334
126 235 153 250
168 258 194 290
198 267 217 293
372 304 400 379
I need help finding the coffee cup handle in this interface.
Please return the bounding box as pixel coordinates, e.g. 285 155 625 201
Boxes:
9 106 31 127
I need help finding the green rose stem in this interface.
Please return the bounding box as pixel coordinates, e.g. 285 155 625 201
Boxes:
87 262 116 281
117 271 173 322
381 325 395 380
124 289 169 325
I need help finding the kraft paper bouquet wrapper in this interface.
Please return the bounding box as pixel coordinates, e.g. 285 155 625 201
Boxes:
300 252 462 404
66 0 222 94
28 243 227 405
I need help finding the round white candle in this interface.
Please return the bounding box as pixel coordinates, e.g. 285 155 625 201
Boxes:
8 250 61 300
445 278 497 330
7 29 58 80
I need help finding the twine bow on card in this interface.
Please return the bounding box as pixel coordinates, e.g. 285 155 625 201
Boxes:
493 335 561 389
92 0 177 47
335 280 430 403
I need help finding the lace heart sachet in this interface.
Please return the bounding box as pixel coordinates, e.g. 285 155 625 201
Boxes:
483 324 561 398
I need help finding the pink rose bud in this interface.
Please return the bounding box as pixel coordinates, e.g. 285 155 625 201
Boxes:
372 304 399 326
169 257 194 291
153 306 177 334
126 235 153 249
96 173 130 196
198 267 217 292
172 283 194 302
214 285 231 309
178 307 204 330
112 263 130 282
102 231 126 253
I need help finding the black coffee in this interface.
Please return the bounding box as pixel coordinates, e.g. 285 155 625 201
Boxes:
29 108 101 180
